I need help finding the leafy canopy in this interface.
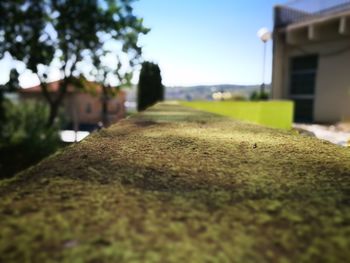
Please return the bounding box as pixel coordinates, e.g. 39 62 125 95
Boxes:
0 0 149 87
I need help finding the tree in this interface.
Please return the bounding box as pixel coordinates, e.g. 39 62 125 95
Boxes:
0 69 20 123
250 90 269 101
90 54 135 127
137 62 164 111
0 100 61 178
0 0 149 126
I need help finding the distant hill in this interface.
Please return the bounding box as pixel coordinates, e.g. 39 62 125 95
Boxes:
125 84 271 103
165 84 271 101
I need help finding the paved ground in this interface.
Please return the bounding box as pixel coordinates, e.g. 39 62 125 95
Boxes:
294 123 350 147
1 102 350 262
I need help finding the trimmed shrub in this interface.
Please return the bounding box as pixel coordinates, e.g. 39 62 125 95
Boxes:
137 62 164 111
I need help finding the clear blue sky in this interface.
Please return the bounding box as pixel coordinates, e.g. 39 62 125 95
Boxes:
133 0 282 86
0 0 284 88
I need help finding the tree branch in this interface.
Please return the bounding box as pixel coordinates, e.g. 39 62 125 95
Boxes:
36 73 53 105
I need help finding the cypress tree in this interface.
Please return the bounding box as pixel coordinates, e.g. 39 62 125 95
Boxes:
137 62 163 111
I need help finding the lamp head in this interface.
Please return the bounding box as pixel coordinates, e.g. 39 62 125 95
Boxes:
257 27 271 42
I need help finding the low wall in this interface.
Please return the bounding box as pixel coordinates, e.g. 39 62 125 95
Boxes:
181 100 294 129
1 102 349 262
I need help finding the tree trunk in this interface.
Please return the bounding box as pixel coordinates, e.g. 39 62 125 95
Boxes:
101 85 109 127
47 101 60 127
45 78 69 127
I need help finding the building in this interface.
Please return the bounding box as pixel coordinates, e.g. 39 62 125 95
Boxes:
19 81 126 131
271 0 350 123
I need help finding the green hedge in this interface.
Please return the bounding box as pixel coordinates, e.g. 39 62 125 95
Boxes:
181 100 294 129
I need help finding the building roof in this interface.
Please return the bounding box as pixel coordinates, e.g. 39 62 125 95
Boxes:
20 79 116 94
19 79 127 98
20 80 77 93
275 0 350 27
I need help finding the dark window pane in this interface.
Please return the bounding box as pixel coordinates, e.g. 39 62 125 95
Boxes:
290 72 316 95
290 55 318 122
292 55 318 71
86 103 92 114
294 99 314 122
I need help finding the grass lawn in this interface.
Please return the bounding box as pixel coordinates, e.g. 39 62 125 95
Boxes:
0 102 349 262
181 100 294 129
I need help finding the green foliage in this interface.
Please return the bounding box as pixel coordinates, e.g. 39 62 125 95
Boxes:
0 100 61 178
250 90 269 101
137 62 164 111
182 100 294 129
0 0 149 126
0 92 4 123
0 69 21 122
1 69 21 93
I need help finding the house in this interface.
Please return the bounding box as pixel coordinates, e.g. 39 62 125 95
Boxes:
19 80 126 131
271 0 350 123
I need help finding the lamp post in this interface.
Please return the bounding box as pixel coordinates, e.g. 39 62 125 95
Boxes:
257 27 271 98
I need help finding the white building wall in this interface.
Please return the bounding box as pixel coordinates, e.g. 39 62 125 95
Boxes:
273 34 350 123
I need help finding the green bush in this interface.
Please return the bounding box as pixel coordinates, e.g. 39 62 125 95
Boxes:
137 62 164 111
250 90 269 101
0 100 61 178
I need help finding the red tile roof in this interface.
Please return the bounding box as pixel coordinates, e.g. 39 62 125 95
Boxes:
20 81 75 93
20 79 126 97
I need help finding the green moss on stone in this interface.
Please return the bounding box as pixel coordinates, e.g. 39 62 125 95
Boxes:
0 102 349 262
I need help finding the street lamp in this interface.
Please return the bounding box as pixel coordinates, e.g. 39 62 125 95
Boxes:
257 27 272 98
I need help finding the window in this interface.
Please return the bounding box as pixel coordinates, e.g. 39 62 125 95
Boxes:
85 103 92 114
290 55 318 95
289 55 318 122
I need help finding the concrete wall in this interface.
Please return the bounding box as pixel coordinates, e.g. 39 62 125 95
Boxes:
315 44 350 122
